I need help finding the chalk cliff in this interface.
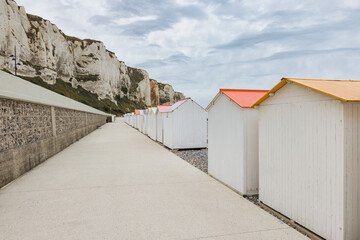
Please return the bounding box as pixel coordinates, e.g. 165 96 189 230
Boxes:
0 0 184 113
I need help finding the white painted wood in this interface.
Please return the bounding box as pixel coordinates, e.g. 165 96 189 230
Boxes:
139 115 145 133
142 114 148 134
145 112 150 135
156 112 166 143
128 115 133 127
208 93 259 195
343 102 360 240
258 82 354 240
163 112 174 148
135 115 140 129
163 99 207 149
130 115 135 127
244 108 260 194
148 110 157 140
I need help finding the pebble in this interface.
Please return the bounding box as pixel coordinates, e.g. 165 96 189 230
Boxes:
171 149 208 173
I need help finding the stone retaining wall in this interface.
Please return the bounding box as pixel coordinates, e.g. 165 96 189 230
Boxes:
0 98 107 188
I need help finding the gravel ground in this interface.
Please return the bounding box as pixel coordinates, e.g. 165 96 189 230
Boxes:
246 195 259 206
171 149 208 173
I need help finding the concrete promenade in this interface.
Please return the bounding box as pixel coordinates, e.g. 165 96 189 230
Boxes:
0 119 307 240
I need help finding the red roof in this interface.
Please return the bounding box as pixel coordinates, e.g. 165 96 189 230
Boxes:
134 110 140 115
157 105 172 113
207 89 268 109
165 97 191 112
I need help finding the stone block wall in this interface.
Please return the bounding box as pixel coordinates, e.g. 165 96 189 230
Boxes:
0 99 53 152
0 98 107 188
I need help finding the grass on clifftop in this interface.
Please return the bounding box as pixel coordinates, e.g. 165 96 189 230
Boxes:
2 70 143 115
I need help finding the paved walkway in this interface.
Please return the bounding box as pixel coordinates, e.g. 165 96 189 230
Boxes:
0 119 307 240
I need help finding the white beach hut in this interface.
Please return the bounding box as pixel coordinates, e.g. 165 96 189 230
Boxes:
206 89 268 195
134 110 140 129
141 109 148 134
130 113 135 127
139 110 146 132
147 107 158 140
253 78 360 240
125 113 130 125
163 98 207 149
144 108 152 135
156 105 171 143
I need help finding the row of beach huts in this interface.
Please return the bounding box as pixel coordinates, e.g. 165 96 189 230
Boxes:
124 77 360 240
125 97 208 150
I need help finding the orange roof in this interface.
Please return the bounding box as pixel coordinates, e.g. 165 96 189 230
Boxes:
134 110 140 115
252 78 360 106
206 89 268 110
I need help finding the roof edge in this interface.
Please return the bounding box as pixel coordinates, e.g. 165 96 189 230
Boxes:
251 77 360 107
251 79 288 107
220 89 268 92
206 90 221 111
283 78 352 102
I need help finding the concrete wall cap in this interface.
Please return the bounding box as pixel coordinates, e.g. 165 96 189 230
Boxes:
0 71 113 117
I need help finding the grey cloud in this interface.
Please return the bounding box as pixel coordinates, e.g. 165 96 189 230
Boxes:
206 48 360 68
167 53 191 63
251 48 360 63
136 53 191 68
88 0 207 36
136 60 164 68
215 6 360 50
215 20 359 50
88 15 115 25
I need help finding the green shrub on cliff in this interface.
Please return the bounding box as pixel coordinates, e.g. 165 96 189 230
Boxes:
5 72 142 115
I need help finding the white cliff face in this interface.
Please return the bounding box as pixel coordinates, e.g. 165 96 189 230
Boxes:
0 0 184 107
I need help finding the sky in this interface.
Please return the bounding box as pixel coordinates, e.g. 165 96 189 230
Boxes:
16 0 360 107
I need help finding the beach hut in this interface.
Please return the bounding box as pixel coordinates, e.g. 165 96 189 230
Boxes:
253 78 360 240
206 89 268 195
156 105 171 143
147 107 158 140
143 108 152 135
139 110 146 132
163 98 207 149
129 113 135 127
134 110 140 129
125 113 130 125
141 109 147 134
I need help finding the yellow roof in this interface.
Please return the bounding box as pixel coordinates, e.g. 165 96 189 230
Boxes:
252 78 360 106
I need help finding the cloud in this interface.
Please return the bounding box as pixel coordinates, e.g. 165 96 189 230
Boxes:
136 53 191 68
14 0 360 107
91 0 207 37
215 10 360 50
250 48 360 63
88 15 114 25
